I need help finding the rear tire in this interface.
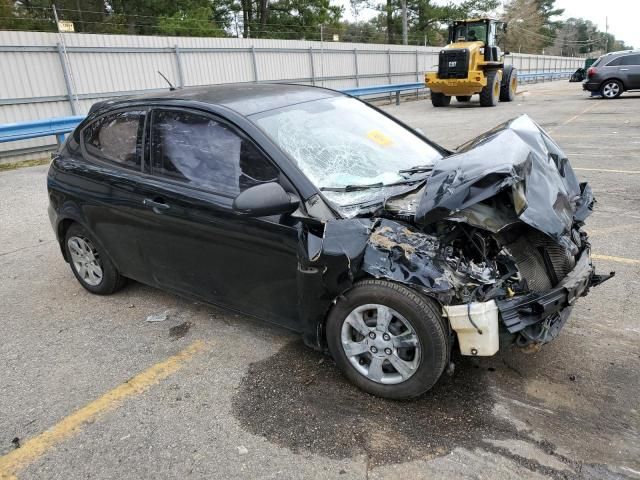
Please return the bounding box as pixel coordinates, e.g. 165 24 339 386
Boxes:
326 279 449 400
431 92 451 107
500 66 517 102
456 95 472 102
600 79 623 99
64 223 126 295
480 70 500 107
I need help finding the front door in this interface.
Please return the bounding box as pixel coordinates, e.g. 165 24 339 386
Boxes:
139 108 301 328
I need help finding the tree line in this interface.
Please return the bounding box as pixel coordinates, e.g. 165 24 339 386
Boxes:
0 0 633 54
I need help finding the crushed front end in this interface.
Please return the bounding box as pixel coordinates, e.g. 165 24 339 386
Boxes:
370 114 613 353
301 115 612 355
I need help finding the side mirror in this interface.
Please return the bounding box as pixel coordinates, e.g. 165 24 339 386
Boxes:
232 182 300 217
504 51 511 55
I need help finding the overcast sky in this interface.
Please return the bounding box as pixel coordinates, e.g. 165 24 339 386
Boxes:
336 0 639 48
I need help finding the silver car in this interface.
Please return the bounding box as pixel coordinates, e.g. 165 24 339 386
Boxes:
583 50 640 98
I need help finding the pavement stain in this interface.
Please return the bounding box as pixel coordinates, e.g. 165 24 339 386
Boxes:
169 321 193 340
232 341 632 479
233 341 526 464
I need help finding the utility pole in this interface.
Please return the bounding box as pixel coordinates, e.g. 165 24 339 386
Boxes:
605 16 609 53
401 0 408 45
319 24 324 87
52 4 79 113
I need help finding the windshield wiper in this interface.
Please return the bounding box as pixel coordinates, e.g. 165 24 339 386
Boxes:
320 176 429 193
398 164 434 175
320 182 384 192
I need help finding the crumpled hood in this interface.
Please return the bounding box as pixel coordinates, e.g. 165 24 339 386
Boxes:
414 115 593 252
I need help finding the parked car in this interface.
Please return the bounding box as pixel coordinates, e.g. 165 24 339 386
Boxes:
583 50 640 98
48 84 612 399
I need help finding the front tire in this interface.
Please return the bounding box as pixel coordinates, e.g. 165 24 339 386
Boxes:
326 279 449 400
431 92 451 107
500 66 517 102
600 79 623 99
480 70 500 107
64 223 125 295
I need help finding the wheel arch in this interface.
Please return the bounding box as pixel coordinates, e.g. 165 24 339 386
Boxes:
600 77 627 91
57 217 76 261
56 216 119 272
319 277 451 351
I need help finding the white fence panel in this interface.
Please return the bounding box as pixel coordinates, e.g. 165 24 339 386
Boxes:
0 30 586 163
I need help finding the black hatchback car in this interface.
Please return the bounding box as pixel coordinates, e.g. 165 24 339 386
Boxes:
48 84 611 399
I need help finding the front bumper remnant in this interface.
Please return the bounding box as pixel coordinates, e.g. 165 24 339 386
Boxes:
496 249 612 338
425 71 488 95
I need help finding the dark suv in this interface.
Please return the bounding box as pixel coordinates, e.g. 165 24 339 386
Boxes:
583 50 640 99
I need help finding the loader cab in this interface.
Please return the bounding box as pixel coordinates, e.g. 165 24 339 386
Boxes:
448 19 504 47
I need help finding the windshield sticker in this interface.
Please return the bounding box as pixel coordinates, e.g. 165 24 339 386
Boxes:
367 130 393 147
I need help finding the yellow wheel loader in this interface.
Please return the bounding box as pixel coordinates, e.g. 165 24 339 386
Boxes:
425 18 517 107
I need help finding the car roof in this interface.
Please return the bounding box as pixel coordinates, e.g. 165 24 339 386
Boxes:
89 83 343 117
602 49 640 58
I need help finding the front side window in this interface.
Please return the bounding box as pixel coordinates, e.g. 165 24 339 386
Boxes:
151 110 279 196
252 96 443 208
83 111 144 169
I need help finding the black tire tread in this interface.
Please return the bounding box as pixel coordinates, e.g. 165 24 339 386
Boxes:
431 92 451 107
480 70 499 107
500 66 516 102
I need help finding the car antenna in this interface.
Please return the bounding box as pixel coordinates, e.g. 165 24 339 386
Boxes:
157 71 176 91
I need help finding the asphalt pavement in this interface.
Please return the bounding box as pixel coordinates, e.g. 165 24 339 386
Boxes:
1 80 638 479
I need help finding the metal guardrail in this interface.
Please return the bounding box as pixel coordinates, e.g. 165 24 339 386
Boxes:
519 71 573 81
342 82 425 105
0 71 576 149
0 115 85 145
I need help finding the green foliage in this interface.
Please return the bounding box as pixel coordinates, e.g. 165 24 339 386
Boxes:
0 0 631 53
552 17 633 56
157 7 226 37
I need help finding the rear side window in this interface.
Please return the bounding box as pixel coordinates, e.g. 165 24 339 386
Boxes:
620 54 640 66
150 110 279 196
83 111 144 169
605 57 622 66
590 56 603 67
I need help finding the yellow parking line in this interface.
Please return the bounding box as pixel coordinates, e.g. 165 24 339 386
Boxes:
592 254 640 265
0 340 208 480
574 167 640 174
548 102 600 133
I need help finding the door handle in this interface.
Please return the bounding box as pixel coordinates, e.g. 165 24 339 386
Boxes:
143 198 170 213
619 68 629 71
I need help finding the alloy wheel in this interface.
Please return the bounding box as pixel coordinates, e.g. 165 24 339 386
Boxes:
340 304 421 385
602 81 620 98
67 236 104 286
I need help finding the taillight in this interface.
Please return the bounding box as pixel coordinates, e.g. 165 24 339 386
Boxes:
587 67 597 78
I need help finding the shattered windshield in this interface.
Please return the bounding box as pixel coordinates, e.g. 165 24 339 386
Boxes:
251 96 443 210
